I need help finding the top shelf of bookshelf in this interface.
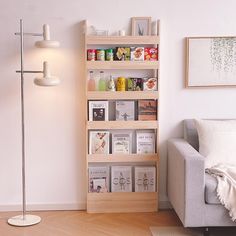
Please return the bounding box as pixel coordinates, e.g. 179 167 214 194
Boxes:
86 35 159 45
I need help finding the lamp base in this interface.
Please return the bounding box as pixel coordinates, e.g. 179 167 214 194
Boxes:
8 214 41 226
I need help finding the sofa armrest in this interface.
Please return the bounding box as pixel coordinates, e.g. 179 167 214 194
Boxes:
167 138 205 227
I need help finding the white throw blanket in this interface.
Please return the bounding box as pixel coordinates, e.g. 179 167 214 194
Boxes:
206 164 236 222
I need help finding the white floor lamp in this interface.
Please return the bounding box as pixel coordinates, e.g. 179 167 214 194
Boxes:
8 19 60 227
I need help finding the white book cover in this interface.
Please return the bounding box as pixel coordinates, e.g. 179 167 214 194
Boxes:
89 101 109 121
136 132 155 154
88 166 109 193
135 166 156 192
89 131 109 154
115 101 135 121
112 131 132 154
111 166 132 192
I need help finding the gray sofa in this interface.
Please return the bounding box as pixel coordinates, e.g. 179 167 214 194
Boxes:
167 119 236 227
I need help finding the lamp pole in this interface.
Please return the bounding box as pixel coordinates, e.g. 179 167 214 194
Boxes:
20 19 26 220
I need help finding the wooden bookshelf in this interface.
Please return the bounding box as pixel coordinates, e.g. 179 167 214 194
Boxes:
87 91 158 100
84 20 160 213
86 35 160 45
87 192 158 213
88 154 158 163
87 61 159 70
87 121 158 130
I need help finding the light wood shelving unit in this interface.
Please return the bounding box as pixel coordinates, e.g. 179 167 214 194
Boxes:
84 20 160 213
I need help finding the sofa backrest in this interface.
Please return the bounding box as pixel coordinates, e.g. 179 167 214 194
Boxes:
183 119 199 150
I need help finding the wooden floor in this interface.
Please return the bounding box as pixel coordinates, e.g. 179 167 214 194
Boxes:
0 210 181 236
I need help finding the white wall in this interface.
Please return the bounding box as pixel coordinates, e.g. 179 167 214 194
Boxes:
1 0 236 210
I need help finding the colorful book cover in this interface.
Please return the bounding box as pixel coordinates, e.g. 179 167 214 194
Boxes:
111 166 132 192
88 101 109 121
138 100 157 120
136 131 155 154
88 166 109 193
112 131 132 154
89 131 109 154
135 166 156 192
116 101 135 121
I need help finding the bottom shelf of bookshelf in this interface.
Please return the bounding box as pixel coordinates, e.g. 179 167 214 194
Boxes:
87 192 158 213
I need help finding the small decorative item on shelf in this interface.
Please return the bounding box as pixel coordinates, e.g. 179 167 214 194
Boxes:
118 30 126 36
127 78 143 91
130 47 144 61
87 49 96 61
138 100 157 120
143 78 157 91
88 71 96 91
98 71 106 91
136 131 155 154
107 76 116 91
144 48 158 61
116 77 126 91
105 49 114 61
89 131 110 154
115 47 130 61
131 17 151 36
96 49 105 61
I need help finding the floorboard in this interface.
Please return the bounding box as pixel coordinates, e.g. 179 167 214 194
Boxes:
0 210 181 236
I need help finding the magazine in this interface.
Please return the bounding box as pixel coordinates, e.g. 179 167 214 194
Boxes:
136 131 155 154
88 101 109 121
89 131 109 154
111 166 132 192
88 166 109 193
135 166 156 192
116 101 135 121
138 100 157 120
112 131 132 154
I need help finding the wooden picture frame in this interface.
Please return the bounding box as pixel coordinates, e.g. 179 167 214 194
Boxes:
186 36 236 87
131 17 151 36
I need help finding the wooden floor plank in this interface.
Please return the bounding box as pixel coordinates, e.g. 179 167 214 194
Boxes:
0 210 181 236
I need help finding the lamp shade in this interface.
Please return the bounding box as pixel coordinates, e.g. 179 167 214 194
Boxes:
34 61 60 86
35 24 60 48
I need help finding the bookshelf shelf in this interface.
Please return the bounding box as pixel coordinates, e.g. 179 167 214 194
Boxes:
86 61 159 70
87 91 158 100
86 35 159 45
87 192 158 213
87 120 158 129
88 154 158 163
84 20 160 213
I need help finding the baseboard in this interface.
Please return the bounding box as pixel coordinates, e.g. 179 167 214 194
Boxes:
0 202 86 212
0 200 171 212
158 200 172 209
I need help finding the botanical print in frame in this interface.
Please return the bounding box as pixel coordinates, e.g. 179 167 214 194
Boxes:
131 17 151 36
186 37 236 87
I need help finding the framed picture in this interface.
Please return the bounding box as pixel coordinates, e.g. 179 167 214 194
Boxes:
186 36 236 87
131 17 151 36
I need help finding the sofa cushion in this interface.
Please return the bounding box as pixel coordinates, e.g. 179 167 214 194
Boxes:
195 119 236 168
205 173 220 205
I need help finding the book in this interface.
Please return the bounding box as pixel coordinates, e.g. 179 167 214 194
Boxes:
135 166 156 192
136 131 155 154
127 78 143 91
88 166 109 193
138 100 157 120
130 47 144 61
88 101 109 121
111 166 132 192
89 131 109 154
142 78 157 91
112 131 132 154
115 101 135 121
